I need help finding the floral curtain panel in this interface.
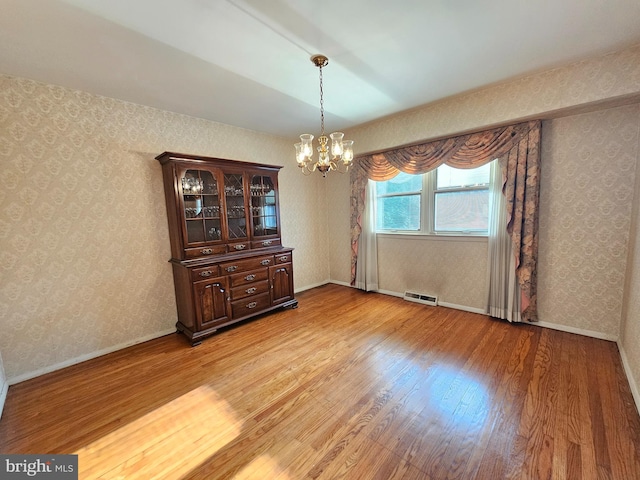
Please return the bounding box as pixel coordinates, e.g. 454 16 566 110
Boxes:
350 120 541 321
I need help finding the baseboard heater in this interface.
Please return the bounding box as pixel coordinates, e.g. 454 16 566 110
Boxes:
403 291 438 306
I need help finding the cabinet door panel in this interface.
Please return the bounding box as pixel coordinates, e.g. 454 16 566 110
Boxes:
180 168 223 247
223 173 248 240
250 174 280 238
270 264 294 305
194 277 230 329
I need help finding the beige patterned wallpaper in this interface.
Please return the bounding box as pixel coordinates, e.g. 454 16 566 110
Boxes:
538 105 639 337
376 236 487 308
0 74 329 381
621 133 640 403
325 171 351 284
0 351 6 395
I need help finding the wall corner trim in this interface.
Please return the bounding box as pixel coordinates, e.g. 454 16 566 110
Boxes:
0 378 7 420
618 341 640 417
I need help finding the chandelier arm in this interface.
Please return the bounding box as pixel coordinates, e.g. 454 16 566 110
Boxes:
334 161 350 174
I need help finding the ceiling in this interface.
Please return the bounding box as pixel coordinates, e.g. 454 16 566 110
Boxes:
1 0 640 139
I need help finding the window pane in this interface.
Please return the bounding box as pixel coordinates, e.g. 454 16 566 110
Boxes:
434 189 489 231
437 163 491 189
377 194 421 231
376 171 422 195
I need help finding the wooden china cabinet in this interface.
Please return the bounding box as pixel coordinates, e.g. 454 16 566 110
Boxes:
156 151 297 345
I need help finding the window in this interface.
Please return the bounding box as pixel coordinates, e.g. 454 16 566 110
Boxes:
375 172 422 231
375 161 493 235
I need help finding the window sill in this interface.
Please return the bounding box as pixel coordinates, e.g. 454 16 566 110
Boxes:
376 232 488 242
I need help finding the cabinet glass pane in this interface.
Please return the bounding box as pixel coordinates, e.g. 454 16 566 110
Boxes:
250 175 278 237
224 173 247 239
182 169 221 244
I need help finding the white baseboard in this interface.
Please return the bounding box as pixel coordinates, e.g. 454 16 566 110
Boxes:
534 321 618 342
376 288 486 314
437 301 486 315
0 377 7 420
617 341 640 416
376 288 403 298
8 328 177 386
295 280 331 293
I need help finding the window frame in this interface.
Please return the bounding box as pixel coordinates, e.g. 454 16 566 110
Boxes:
374 162 494 237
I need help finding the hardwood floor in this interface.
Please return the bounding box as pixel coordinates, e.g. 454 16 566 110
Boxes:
1 284 639 479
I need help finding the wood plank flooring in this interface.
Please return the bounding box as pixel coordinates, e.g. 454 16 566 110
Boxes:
1 284 639 479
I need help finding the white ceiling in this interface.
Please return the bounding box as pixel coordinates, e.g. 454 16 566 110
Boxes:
1 0 640 139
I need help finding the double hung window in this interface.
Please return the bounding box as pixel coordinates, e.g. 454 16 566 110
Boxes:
375 161 494 235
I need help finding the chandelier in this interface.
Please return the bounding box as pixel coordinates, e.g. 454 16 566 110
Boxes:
295 55 354 177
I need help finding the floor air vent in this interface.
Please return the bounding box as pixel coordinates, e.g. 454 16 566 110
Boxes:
403 291 438 306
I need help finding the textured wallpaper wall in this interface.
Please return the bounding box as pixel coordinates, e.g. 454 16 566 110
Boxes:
622 135 640 403
0 74 328 381
376 236 488 308
538 105 640 337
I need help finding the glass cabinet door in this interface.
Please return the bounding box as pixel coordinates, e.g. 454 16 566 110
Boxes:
182 169 222 245
223 173 248 240
250 175 278 237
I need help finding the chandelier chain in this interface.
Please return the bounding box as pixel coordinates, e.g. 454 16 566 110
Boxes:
319 65 325 136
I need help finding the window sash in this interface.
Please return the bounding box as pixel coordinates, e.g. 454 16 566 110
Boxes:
375 163 493 235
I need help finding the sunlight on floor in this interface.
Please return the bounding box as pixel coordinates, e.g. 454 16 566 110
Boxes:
371 348 491 429
423 364 491 429
73 385 243 479
233 454 293 480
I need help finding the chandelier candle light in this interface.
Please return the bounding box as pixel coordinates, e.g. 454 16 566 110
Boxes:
295 55 354 177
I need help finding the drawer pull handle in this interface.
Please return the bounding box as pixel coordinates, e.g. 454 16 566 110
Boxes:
278 256 288 262
201 248 213 255
199 270 214 277
260 259 271 265
245 274 256 281
262 240 273 246
246 287 257 294
226 266 238 272
234 244 247 250
246 301 257 309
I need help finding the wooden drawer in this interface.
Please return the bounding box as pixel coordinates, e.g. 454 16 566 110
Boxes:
184 244 227 259
190 265 220 281
229 268 268 287
228 242 250 253
220 255 274 274
251 238 281 249
231 292 270 318
274 252 292 264
231 280 269 301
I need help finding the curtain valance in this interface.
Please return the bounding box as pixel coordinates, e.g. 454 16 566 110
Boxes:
356 121 538 180
350 120 542 321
